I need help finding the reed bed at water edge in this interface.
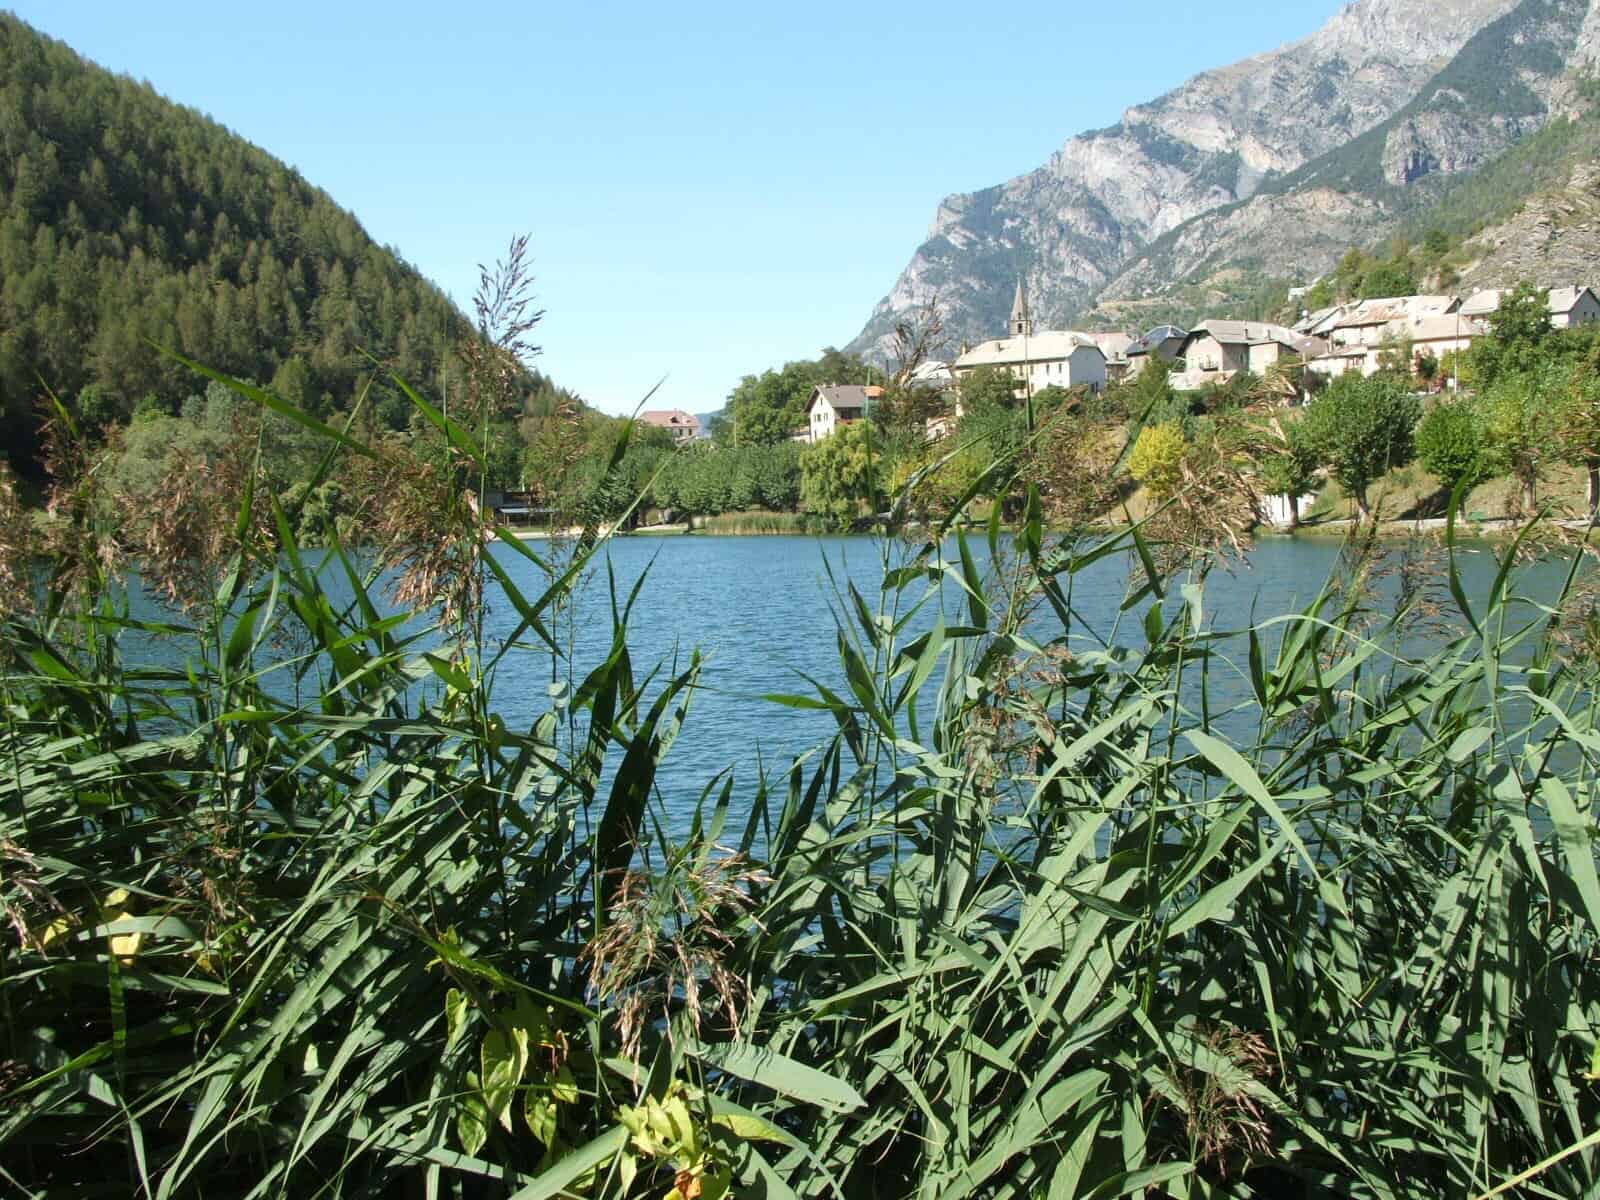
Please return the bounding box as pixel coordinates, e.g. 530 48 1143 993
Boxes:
3 364 1600 1199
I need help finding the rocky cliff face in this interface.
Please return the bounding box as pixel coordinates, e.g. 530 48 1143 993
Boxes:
850 0 1585 359
1096 0 1596 312
1458 161 1600 287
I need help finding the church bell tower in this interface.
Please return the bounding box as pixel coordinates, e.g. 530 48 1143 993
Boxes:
1009 277 1034 338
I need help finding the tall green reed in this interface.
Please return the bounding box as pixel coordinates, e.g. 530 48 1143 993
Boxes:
2 359 1600 1200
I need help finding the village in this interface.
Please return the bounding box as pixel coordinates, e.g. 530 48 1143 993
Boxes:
780 279 1600 446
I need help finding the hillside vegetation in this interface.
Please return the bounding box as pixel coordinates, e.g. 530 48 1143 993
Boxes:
0 14 560 478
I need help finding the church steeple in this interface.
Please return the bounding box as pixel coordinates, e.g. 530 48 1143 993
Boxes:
1009 277 1034 338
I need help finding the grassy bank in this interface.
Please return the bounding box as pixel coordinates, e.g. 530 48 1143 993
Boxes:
5 368 1600 1199
692 510 830 535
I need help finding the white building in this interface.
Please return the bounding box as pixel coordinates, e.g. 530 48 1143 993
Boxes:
804 384 882 444
1087 331 1135 382
951 282 1108 397
1458 285 1600 331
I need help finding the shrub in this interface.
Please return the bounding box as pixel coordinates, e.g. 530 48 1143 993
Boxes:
1129 422 1187 499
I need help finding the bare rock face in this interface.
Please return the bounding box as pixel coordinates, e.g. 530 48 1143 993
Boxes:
849 0 1582 359
1381 107 1537 185
1104 189 1387 301
1459 161 1600 286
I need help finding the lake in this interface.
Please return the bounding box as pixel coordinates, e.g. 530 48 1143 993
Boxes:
459 531 1581 834
114 530 1582 839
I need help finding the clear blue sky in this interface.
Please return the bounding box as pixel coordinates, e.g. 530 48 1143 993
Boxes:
12 1 1346 415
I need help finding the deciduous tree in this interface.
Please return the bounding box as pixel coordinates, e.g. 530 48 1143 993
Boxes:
1301 373 1421 521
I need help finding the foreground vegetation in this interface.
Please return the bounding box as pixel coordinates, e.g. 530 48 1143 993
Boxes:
5 333 1600 1199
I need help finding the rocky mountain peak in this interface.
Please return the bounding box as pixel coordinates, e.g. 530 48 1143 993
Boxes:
1308 0 1520 63
848 0 1569 362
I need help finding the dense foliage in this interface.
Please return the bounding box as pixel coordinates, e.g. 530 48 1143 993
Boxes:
714 350 874 446
6 365 1600 1198
0 15 582 478
1300 373 1422 518
1416 397 1490 495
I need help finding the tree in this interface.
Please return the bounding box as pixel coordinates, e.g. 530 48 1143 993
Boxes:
957 365 1021 414
800 421 879 530
1416 399 1488 500
1129 423 1186 501
1358 259 1416 300
1301 277 1335 312
1483 367 1558 512
1301 373 1421 521
1257 417 1319 530
1121 356 1194 429
889 293 948 390
1376 336 1415 378
1470 283 1552 387
1554 359 1600 514
723 352 871 447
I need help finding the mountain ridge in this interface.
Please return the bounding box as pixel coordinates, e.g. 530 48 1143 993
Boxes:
849 0 1592 357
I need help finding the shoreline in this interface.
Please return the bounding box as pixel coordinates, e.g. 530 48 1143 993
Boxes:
493 517 1590 543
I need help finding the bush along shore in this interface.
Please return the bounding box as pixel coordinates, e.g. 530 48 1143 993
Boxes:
5 357 1600 1200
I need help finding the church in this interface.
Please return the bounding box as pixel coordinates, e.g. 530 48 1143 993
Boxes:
951 282 1108 397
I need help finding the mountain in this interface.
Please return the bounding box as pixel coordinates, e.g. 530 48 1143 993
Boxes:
850 0 1600 357
0 14 553 480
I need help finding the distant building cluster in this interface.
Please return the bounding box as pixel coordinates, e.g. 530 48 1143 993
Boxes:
1292 286 1600 379
796 279 1600 449
923 280 1600 435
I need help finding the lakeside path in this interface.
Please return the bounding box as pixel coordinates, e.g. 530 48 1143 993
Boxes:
493 518 1600 542
1294 516 1600 538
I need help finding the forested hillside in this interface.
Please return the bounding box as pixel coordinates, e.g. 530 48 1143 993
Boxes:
0 14 566 479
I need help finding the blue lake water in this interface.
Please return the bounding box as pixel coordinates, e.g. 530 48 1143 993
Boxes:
474 533 1580 831
121 532 1584 837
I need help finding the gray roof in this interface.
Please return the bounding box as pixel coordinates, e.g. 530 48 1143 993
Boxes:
954 331 1104 369
1333 295 1458 328
1460 285 1596 317
1127 325 1187 356
1185 319 1308 350
1088 331 1135 361
1295 305 1345 334
1407 316 1476 343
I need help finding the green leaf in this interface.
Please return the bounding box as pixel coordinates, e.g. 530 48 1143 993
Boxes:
1185 730 1319 878
689 1042 864 1113
445 990 468 1052
711 1111 792 1145
457 1072 489 1157
700 1161 733 1200
524 1091 558 1146
1542 775 1600 937
1166 834 1289 938
1446 726 1493 764
505 1127 628 1200
482 1028 530 1133
549 1064 578 1106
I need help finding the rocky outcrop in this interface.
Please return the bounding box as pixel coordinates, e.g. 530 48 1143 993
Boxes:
1381 107 1534 185
851 0 1593 357
1458 161 1600 287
